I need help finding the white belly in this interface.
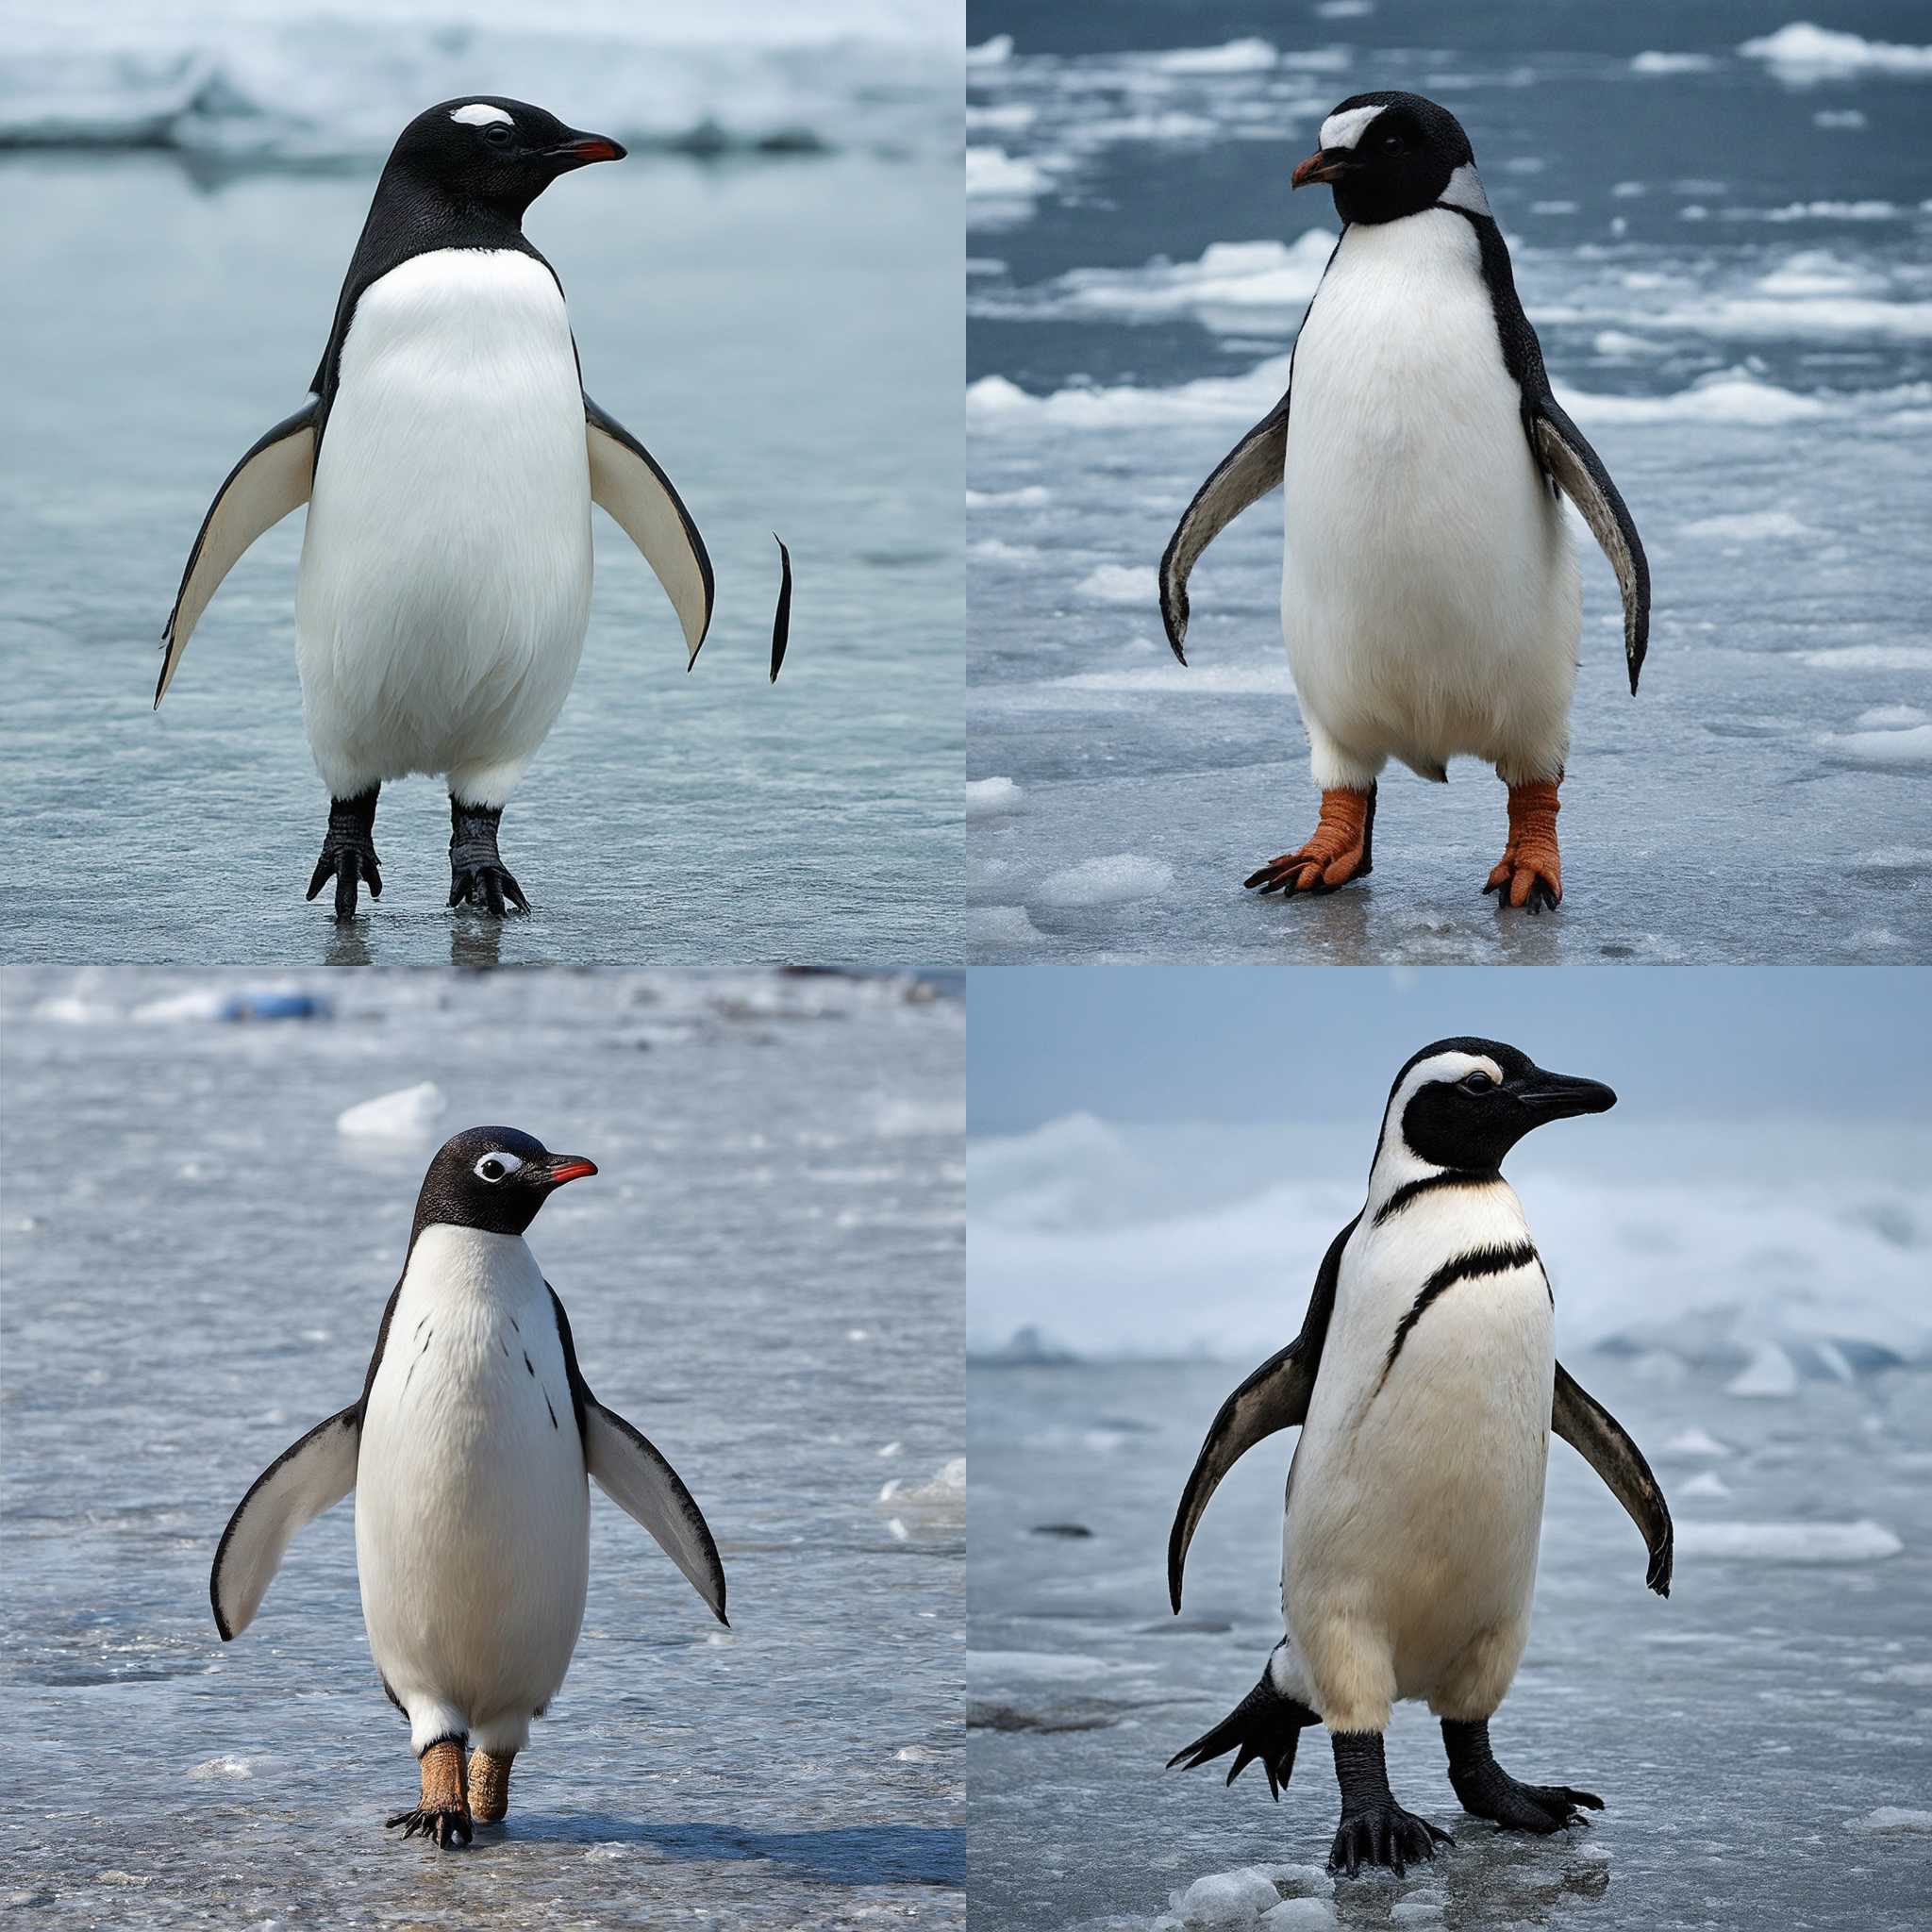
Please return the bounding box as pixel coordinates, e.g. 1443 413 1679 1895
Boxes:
1281 210 1578 778
356 1224 590 1738
295 249 593 800
1284 1188 1553 1710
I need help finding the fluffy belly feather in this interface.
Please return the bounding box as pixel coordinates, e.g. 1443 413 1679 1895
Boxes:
1281 210 1579 776
295 249 593 794
356 1228 589 1727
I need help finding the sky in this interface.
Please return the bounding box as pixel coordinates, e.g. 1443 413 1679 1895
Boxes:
968 966 1932 1136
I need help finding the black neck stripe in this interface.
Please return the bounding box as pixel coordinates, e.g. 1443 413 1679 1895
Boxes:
1373 1169 1502 1227
1375 1241 1540 1392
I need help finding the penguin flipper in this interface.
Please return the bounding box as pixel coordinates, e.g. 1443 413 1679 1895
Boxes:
1529 402 1650 696
584 391 716 666
583 1402 729 1626
157 399 318 708
1552 1361 1674 1595
1158 394 1290 665
209 1404 359 1641
1167 1214 1357 1611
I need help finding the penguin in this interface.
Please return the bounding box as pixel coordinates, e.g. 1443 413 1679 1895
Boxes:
158 98 792 921
209 1126 726 1848
1158 93 1648 913
1165 1039 1673 1876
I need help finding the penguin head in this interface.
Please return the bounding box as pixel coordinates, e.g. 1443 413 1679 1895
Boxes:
413 1125 599 1240
1384 1038 1615 1174
1291 92 1479 225
387 99 626 220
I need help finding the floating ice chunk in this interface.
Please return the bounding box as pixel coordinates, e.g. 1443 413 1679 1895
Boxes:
1820 724 1932 767
1662 1426 1732 1458
187 1755 252 1780
967 34 1013 67
1864 1664 1932 1685
1034 855 1174 908
974 905 1044 950
1682 509 1808 541
1857 706 1930 730
966 484 1050 507
1814 108 1867 127
1557 373 1825 425
1263 1899 1339 1927
1389 1897 1445 1924
336 1082 445 1141
1741 24 1932 80
1154 40 1277 75
969 777 1027 819
894 1744 938 1760
1177 1867 1281 1924
1680 1471 1732 1499
1051 233 1338 325
1844 1807 1932 1834
1676 1519 1903 1564
880 1458 965 1527
877 1441 903 1458
1260 1865 1333 1899
1727 1341 1799 1396
1075 563 1156 604
1632 52 1714 74
967 146 1048 200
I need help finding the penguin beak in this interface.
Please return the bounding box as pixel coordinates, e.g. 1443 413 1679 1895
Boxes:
548 132 626 171
1515 1071 1617 1123
1291 149 1354 190
541 1156 599 1187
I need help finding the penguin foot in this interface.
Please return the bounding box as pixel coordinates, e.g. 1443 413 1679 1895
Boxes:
386 1738 473 1848
306 788 382 923
1167 1665 1320 1800
1442 1717 1600 1832
467 1748 514 1825
1328 1729 1453 1878
1483 777 1561 913
448 798 528 918
1245 784 1376 896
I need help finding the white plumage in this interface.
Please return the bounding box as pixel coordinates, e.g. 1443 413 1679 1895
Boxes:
295 248 593 808
356 1224 590 1757
1272 1050 1553 1733
1281 208 1578 791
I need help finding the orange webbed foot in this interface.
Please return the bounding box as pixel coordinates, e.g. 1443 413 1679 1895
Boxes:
1484 778 1562 914
1245 786 1376 897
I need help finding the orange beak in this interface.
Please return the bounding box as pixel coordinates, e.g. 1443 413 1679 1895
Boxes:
1291 149 1352 189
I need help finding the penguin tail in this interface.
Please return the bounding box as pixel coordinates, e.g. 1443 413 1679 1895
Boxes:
1166 1670 1321 1801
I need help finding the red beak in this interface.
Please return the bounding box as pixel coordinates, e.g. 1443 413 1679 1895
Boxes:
545 1158 599 1185
552 134 625 167
1291 149 1351 189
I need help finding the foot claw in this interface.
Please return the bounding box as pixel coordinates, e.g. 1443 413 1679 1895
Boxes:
385 1804 472 1849
1245 785 1376 902
308 790 382 924
448 799 528 917
1328 1801 1450 1878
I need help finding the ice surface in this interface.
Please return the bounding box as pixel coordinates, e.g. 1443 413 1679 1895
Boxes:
1034 856 1175 908
336 1079 446 1141
1674 1518 1904 1563
1 968 964 1928
1846 1808 1932 1834
967 3 1932 963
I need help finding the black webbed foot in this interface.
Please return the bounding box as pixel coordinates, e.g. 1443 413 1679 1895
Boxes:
1167 1648 1320 1800
1442 1717 1603 1833
1329 1730 1453 1877
384 1803 473 1849
307 788 382 923
448 797 528 917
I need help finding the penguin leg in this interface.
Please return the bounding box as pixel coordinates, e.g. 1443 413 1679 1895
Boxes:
305 786 382 923
1245 784 1376 897
1484 774 1562 913
1328 1730 1454 1877
1441 1718 1602 1832
447 795 529 918
385 1735 474 1849
466 1749 515 1825
1167 1643 1321 1798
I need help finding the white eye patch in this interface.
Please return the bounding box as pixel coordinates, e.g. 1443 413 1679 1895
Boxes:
450 103 513 128
1439 163 1491 216
473 1151 525 1182
1319 104 1386 151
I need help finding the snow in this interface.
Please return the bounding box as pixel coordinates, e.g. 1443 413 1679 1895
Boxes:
1032 856 1174 908
1674 1519 1904 1564
968 777 1027 820
335 1081 445 1141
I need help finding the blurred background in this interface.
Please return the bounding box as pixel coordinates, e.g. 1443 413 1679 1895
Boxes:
1 965 964 1927
0 0 962 967
968 964 1932 1930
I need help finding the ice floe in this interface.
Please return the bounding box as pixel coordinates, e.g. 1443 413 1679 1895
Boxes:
1741 24 1932 82
1844 1807 1932 1834
1674 1519 1904 1563
335 1081 445 1141
968 777 1028 820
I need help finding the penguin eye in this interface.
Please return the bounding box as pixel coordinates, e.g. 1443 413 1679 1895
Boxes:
1379 131 1404 153
483 124 513 147
473 1152 524 1182
1460 1072 1494 1094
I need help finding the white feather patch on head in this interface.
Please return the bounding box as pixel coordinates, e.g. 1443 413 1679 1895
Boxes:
451 103 513 127
1319 104 1387 151
1439 163 1491 216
